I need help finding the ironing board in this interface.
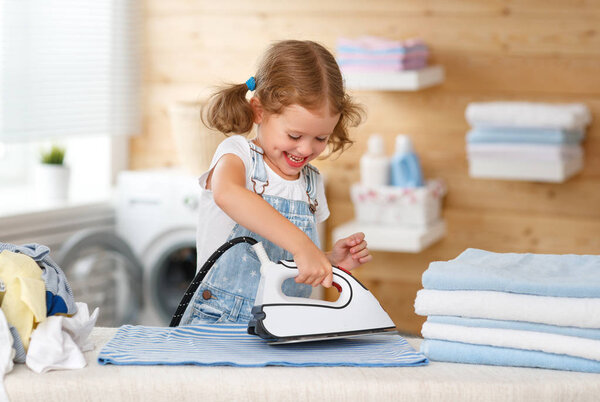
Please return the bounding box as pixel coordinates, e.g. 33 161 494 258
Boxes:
4 327 600 402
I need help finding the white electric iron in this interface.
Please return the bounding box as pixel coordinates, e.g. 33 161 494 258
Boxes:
247 242 397 344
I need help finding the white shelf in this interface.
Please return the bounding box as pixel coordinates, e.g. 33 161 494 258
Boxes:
332 220 446 253
343 65 445 91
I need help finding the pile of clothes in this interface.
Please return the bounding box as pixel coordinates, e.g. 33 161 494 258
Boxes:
465 102 591 182
336 36 430 73
414 248 600 373
0 243 98 397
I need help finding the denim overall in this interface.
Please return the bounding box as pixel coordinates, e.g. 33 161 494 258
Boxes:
179 141 321 325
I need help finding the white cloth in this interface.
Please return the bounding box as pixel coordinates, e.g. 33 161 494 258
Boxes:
25 302 99 373
414 289 600 328
467 155 583 182
422 321 600 362
0 309 15 402
195 135 330 269
466 143 583 162
465 102 591 130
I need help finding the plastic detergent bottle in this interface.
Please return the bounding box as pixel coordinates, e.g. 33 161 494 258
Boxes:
360 134 389 186
389 134 424 187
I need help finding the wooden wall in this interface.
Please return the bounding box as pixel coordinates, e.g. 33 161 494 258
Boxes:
133 0 600 335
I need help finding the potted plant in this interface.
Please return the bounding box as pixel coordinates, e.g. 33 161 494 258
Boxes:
35 144 70 201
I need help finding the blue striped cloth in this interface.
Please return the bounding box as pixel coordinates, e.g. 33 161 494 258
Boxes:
98 324 428 367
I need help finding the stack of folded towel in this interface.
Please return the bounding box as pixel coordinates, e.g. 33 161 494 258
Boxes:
465 102 591 182
336 36 429 73
414 248 600 373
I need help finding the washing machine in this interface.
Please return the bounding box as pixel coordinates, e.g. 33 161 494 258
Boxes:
116 169 200 326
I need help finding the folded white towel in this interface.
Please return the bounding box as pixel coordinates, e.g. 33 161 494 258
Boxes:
465 102 591 130
414 289 600 328
422 321 600 362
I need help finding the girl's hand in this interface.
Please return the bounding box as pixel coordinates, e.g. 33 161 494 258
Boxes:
327 232 372 270
293 240 333 288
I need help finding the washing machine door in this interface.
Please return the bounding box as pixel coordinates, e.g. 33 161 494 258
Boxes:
145 229 197 326
56 229 143 327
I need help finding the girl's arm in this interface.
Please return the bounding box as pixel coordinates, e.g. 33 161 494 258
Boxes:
209 153 333 288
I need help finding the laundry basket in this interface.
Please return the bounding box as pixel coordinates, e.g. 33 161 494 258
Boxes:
168 101 224 176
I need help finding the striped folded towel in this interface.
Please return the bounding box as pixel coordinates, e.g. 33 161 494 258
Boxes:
98 324 428 367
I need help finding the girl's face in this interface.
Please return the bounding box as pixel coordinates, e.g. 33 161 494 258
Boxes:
252 100 340 180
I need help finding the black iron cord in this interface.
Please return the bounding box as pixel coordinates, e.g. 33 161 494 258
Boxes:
169 236 258 327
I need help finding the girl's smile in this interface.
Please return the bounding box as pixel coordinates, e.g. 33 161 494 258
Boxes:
251 101 341 180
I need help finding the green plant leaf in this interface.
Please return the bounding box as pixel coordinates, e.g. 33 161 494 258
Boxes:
40 145 66 165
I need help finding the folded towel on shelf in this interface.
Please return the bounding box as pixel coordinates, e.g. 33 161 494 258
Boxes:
427 315 600 340
337 36 427 54
336 50 429 62
422 248 600 298
467 156 583 183
422 321 600 361
465 102 591 130
466 128 584 144
414 289 600 328
98 324 428 367
339 59 428 72
420 339 600 373
466 143 583 162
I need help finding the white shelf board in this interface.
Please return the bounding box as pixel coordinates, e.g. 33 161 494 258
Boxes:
333 219 446 253
343 65 445 91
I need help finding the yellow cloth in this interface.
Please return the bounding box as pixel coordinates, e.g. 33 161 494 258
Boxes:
0 251 46 350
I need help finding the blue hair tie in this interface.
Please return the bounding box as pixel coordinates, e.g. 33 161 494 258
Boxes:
245 76 256 91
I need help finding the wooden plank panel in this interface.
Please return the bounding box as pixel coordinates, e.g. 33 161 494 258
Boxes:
326 201 600 255
145 13 600 56
321 164 600 220
145 0 600 17
146 46 600 95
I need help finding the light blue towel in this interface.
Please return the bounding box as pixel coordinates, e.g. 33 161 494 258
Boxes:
422 248 600 298
466 127 584 144
421 339 600 373
98 324 428 367
427 316 600 340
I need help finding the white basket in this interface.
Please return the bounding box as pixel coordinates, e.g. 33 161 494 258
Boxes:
168 101 224 176
351 179 446 227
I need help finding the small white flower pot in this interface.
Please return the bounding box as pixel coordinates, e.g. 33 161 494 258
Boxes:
34 163 71 202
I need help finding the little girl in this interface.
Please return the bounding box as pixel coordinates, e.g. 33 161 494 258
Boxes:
179 40 371 326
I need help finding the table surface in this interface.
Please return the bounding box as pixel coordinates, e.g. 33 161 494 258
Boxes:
5 327 600 402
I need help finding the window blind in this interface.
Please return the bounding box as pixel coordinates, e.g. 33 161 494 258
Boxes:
0 0 140 141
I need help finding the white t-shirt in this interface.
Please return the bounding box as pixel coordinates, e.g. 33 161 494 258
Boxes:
195 135 330 269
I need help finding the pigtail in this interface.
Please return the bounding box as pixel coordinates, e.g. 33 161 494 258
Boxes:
328 94 365 155
201 83 254 135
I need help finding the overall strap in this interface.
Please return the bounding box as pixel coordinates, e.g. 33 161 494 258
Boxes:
248 141 269 195
302 164 320 214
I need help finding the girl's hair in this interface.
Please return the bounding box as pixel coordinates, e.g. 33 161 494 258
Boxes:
202 40 364 155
